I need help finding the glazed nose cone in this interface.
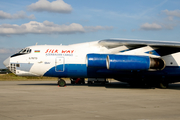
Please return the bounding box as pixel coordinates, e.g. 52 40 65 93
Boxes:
3 57 10 68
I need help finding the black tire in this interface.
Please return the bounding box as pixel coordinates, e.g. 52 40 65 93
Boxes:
70 78 76 84
101 81 106 85
106 81 109 84
81 79 85 84
128 82 149 88
71 80 75 84
58 79 66 87
88 81 93 85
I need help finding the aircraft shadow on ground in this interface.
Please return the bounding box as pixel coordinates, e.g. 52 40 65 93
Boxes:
105 82 180 90
18 82 180 90
18 83 57 86
167 83 180 90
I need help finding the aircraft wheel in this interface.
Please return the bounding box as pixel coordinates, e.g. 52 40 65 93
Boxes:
88 81 93 85
58 79 66 87
71 80 75 84
81 78 85 84
70 78 75 84
128 82 149 88
101 81 107 85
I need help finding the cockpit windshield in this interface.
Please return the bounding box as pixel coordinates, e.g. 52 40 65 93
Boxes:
18 48 32 54
11 48 32 57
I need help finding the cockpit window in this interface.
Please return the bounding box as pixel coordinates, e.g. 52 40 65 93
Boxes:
11 48 32 57
19 48 32 54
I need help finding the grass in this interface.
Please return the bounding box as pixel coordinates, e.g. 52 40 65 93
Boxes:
0 73 58 81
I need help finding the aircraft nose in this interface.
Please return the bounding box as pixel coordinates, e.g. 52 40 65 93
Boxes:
3 57 10 68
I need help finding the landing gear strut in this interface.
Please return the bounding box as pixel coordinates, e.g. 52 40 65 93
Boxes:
158 82 169 89
156 77 169 89
128 78 169 89
70 78 85 84
57 78 66 87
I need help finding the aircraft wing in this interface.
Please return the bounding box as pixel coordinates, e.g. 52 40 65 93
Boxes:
98 39 180 56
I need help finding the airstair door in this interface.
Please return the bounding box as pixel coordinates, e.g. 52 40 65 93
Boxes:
55 57 64 72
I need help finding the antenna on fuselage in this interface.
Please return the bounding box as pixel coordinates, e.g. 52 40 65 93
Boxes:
36 43 38 45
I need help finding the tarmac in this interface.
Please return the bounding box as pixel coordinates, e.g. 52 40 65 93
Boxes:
0 80 180 120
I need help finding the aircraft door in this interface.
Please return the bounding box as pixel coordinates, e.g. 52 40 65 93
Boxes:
55 57 64 72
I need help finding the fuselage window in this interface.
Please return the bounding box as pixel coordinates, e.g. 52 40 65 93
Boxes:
19 49 24 53
11 48 32 57
18 48 32 54
23 49 27 53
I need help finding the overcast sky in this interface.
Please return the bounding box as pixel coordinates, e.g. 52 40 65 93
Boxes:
0 0 180 68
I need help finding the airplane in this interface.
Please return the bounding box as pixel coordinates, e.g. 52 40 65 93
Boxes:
3 38 180 88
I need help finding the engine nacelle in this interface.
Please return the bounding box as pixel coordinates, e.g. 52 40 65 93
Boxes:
106 55 165 71
86 54 107 68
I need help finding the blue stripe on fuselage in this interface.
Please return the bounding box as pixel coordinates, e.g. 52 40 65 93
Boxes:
44 64 101 78
44 64 180 79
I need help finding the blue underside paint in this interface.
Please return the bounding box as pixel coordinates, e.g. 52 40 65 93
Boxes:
44 64 180 82
44 64 87 77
